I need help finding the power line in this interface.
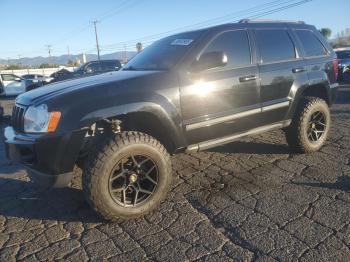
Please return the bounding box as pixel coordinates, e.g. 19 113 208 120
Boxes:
49 0 142 49
100 0 308 50
3 0 313 59
99 0 140 22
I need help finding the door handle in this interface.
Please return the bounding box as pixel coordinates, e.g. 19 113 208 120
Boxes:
292 67 306 73
239 75 257 82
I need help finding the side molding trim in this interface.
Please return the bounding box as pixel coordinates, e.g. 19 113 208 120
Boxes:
185 100 291 131
261 101 290 112
185 108 261 131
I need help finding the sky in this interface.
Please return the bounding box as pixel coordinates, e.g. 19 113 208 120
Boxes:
0 0 349 59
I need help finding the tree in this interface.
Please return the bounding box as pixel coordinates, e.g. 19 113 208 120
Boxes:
136 42 143 53
332 28 350 48
319 28 332 39
39 63 59 69
5 64 22 70
67 59 79 67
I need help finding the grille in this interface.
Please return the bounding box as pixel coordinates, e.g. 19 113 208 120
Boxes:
11 105 26 132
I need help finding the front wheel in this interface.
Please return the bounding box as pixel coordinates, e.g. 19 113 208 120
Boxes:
284 97 331 153
83 131 172 222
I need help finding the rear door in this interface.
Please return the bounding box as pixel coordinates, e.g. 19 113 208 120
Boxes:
254 28 308 125
181 29 261 144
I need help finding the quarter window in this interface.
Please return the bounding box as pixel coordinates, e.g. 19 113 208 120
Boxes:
295 30 327 57
255 29 296 63
203 30 251 68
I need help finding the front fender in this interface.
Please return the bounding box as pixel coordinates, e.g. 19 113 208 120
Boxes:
79 101 186 149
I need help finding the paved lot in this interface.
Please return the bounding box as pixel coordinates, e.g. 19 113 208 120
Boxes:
0 87 350 261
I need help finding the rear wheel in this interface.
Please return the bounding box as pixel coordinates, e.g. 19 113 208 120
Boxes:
284 97 331 153
83 131 172 222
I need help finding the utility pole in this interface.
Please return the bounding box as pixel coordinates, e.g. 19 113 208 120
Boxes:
124 44 127 63
67 45 70 60
46 45 52 65
17 54 21 66
91 20 101 61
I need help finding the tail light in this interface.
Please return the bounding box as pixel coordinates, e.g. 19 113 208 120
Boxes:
332 59 339 81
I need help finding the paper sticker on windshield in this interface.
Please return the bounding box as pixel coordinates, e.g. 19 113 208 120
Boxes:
171 39 193 46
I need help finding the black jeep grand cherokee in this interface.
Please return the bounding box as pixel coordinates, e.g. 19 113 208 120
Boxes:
5 20 338 221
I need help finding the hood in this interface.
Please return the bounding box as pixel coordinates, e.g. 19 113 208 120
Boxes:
15 70 161 106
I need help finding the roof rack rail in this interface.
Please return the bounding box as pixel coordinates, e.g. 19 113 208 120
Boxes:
238 19 305 24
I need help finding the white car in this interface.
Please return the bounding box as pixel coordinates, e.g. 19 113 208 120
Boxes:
0 73 27 96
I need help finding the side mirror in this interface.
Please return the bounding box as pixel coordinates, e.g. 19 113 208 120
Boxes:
192 51 228 72
15 77 22 82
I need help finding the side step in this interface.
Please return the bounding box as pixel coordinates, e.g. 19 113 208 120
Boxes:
186 120 291 152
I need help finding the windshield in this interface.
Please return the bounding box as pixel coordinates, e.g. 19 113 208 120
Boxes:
336 51 350 59
123 31 204 71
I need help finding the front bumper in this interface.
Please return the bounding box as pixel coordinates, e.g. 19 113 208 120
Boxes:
4 126 86 188
330 83 338 105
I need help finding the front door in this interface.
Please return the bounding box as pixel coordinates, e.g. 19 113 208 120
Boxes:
180 29 261 145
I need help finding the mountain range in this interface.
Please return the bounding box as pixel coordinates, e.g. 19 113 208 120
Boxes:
0 51 137 66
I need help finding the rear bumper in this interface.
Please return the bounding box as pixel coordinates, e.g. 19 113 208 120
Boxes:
4 126 85 187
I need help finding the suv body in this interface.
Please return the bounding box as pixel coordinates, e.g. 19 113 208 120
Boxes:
51 60 122 82
22 74 54 85
336 49 350 83
4 21 338 221
73 60 122 76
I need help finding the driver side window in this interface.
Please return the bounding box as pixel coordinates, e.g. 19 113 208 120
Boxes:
202 30 251 69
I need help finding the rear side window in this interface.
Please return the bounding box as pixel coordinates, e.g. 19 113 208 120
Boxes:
203 30 251 68
255 29 296 63
295 30 327 57
102 61 121 71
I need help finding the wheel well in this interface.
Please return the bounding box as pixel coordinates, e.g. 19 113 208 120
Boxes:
114 112 175 153
301 84 329 104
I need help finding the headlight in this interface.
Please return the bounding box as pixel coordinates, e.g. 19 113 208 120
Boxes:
24 104 61 133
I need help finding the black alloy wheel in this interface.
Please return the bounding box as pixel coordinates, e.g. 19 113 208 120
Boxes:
307 111 327 143
109 155 159 207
